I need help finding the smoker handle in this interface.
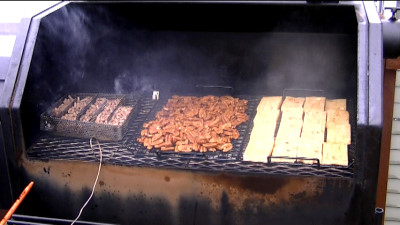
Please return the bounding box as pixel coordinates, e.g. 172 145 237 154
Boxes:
374 207 384 225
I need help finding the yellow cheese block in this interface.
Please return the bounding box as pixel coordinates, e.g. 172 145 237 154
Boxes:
304 96 326 112
276 121 303 140
325 99 346 111
257 96 283 111
301 128 325 143
253 109 280 125
326 110 349 126
304 110 326 125
280 108 304 125
322 142 348 166
297 138 323 164
281 96 305 111
250 123 277 140
326 123 351 145
243 138 275 163
271 139 299 163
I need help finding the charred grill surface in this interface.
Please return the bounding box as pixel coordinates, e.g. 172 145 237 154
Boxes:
27 93 355 178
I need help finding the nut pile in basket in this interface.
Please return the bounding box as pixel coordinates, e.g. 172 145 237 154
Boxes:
61 96 93 120
137 95 249 152
52 95 132 126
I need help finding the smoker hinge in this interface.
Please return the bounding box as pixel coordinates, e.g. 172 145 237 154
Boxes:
385 7 400 22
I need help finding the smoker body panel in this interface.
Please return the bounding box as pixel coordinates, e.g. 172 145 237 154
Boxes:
21 158 357 225
364 1 383 126
0 120 13 208
0 1 384 225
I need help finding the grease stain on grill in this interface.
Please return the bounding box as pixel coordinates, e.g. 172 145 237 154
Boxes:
289 191 307 201
61 172 71 178
204 172 289 195
43 167 50 174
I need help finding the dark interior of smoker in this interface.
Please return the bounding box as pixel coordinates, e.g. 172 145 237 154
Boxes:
20 2 358 173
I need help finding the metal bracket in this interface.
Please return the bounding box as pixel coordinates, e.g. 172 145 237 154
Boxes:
385 7 400 21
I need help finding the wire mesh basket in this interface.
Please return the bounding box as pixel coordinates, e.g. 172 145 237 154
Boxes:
40 93 136 141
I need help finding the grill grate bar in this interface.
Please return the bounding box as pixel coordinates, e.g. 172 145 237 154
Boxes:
26 93 355 178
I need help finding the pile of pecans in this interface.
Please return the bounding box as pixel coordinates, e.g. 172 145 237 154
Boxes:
61 96 93 121
95 99 121 124
137 95 248 152
53 95 74 117
108 106 133 126
80 98 107 122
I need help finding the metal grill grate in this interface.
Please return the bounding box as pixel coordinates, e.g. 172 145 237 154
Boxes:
131 95 259 160
27 93 355 178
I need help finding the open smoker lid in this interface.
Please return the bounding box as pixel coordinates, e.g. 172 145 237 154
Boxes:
0 0 382 166
0 2 386 225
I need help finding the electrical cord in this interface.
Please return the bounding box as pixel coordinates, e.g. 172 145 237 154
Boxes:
71 138 102 225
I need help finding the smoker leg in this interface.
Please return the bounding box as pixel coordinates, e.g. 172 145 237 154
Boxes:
374 207 384 225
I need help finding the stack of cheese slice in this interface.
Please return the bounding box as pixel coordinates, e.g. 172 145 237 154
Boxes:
243 96 282 162
243 95 350 167
273 97 305 162
295 97 326 164
323 99 350 166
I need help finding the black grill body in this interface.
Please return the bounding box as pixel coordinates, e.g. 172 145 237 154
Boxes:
0 1 383 225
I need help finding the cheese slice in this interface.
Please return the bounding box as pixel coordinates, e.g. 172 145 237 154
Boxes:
257 96 283 111
322 142 348 166
304 110 326 125
281 96 305 111
325 99 346 111
253 109 280 125
326 123 351 144
243 138 275 162
304 96 326 112
276 121 303 140
326 110 349 126
250 123 277 140
280 108 304 125
301 129 325 143
297 138 323 164
271 139 299 163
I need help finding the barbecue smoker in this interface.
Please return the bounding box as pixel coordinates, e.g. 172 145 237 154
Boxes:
0 1 395 225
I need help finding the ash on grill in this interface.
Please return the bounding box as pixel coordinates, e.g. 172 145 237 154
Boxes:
137 95 249 152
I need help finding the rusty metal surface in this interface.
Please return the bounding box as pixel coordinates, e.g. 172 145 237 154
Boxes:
20 156 357 225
